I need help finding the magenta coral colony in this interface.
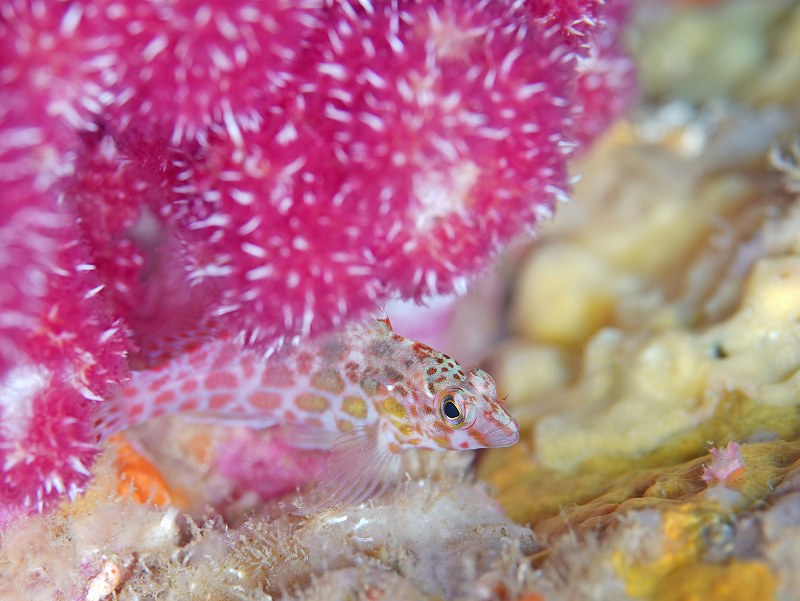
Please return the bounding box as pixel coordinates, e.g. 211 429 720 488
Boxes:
0 0 633 523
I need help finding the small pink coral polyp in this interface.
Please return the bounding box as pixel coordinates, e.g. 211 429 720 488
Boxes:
526 0 636 145
66 135 149 326
702 442 746 486
0 103 80 377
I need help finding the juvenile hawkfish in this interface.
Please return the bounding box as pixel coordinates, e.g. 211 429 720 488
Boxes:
100 317 519 509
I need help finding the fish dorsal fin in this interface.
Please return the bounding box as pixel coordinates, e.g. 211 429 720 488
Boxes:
292 424 401 515
372 310 393 333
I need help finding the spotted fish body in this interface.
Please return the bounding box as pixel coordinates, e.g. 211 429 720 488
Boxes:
102 317 519 508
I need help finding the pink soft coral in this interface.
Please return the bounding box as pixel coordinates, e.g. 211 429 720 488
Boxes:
527 0 636 145
215 429 331 503
303 0 575 300
0 0 634 520
94 0 325 145
0 0 110 132
0 236 128 522
162 0 578 344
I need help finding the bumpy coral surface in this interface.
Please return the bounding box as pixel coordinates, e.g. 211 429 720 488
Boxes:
164 0 589 342
96 0 326 145
0 0 631 519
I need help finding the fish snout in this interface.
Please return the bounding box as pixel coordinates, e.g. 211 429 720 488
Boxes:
481 409 519 448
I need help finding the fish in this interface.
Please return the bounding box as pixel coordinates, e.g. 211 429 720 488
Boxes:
97 316 519 511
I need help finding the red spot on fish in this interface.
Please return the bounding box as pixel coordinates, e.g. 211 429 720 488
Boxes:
433 421 450 434
211 344 239 370
209 393 233 410
248 390 281 409
155 390 176 406
261 365 295 388
345 361 360 384
129 404 144 418
459 441 470 449
181 379 199 393
241 354 256 379
204 371 238 390
296 351 313 375
410 342 433 359
180 399 198 411
469 429 490 447
305 417 324 429
148 374 171 392
123 387 137 399
188 349 210 367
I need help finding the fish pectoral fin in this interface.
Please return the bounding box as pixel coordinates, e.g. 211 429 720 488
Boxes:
292 425 401 515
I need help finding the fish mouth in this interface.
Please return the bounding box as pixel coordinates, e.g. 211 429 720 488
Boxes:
482 413 520 447
484 426 520 448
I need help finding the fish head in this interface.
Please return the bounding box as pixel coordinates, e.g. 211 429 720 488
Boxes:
394 361 519 451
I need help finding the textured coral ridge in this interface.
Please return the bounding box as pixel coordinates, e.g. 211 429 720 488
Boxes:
0 0 632 519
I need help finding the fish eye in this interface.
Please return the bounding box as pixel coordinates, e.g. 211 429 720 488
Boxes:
443 397 460 419
439 392 465 428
